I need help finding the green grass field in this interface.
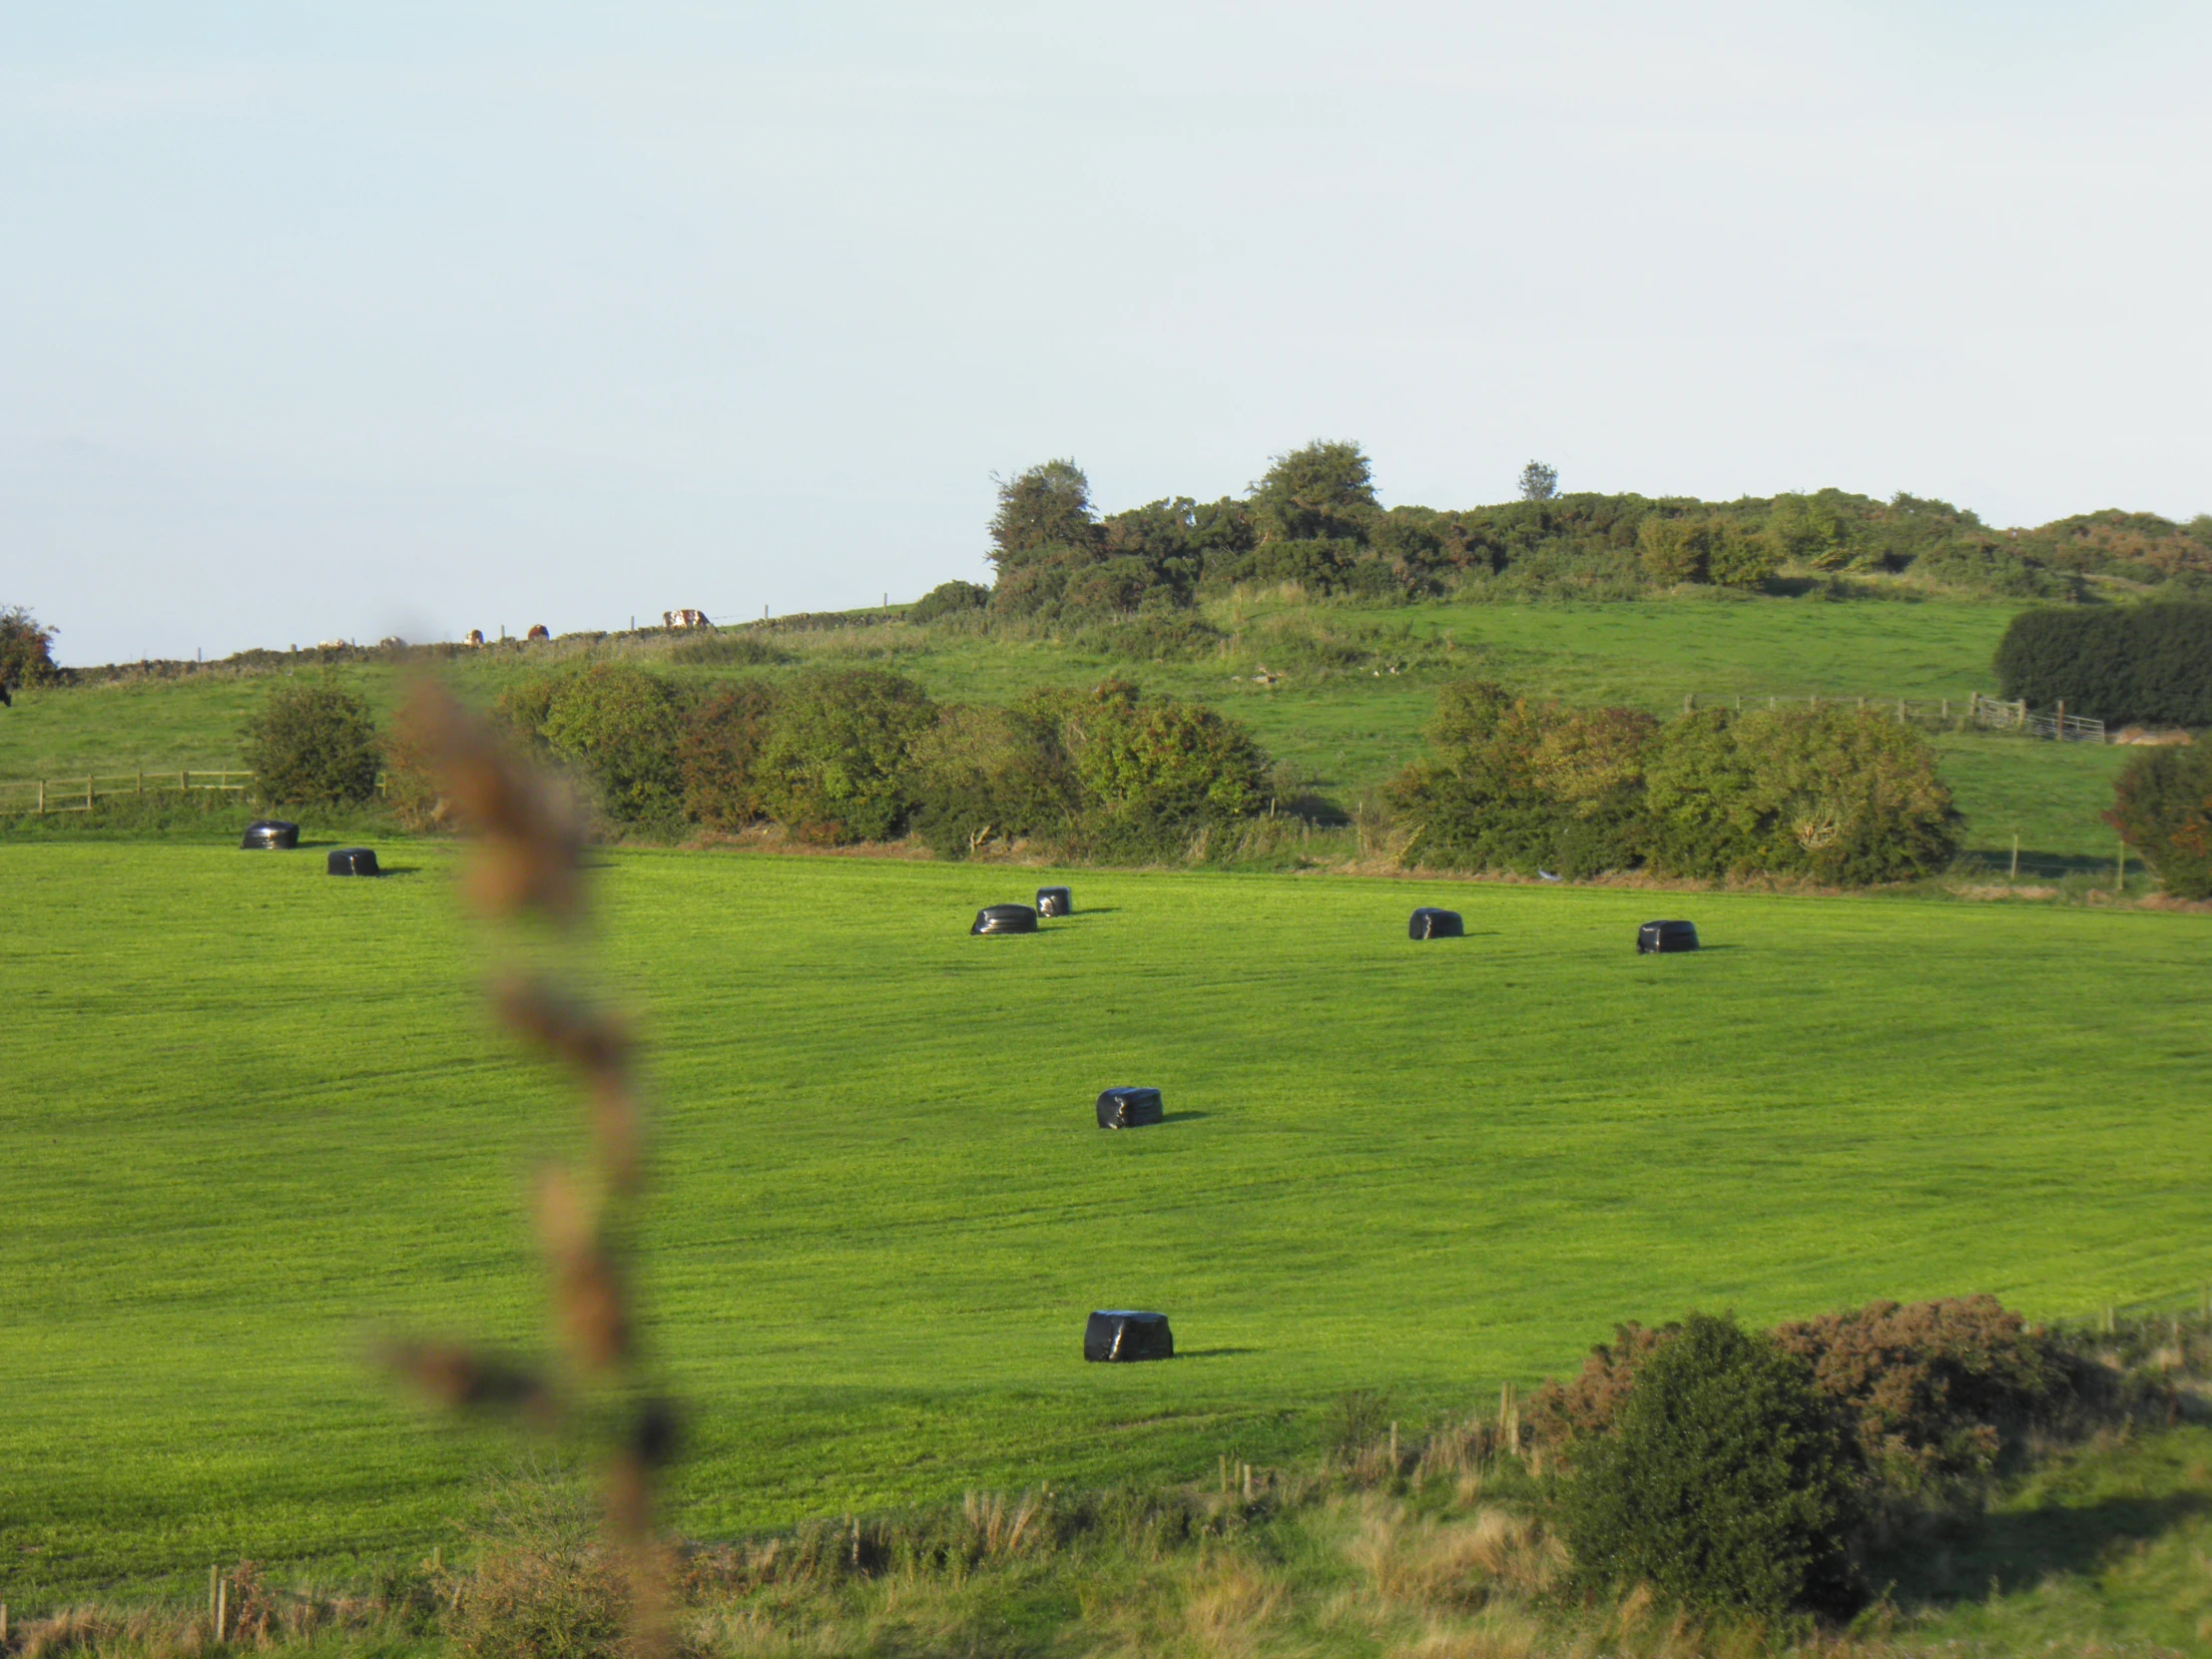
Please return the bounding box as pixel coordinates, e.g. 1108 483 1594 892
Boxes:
0 594 2140 868
6 839 2208 1607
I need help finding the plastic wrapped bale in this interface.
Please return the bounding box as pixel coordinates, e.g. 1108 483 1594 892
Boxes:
327 847 381 876
1035 885 1073 917
1096 1086 1164 1129
1084 1311 1174 1363
241 820 299 850
971 903 1038 935
1637 919 1699 953
1408 906 1463 939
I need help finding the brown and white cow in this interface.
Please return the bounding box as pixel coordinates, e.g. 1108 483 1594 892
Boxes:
526 624 551 641
662 609 711 630
465 629 485 647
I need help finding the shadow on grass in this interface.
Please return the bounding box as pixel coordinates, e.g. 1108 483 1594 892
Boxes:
1875 1491 2212 1608
1158 1111 1211 1124
1176 1348 1260 1360
1959 848 2133 880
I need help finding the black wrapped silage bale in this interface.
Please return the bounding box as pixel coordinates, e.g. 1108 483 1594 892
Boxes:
327 847 381 876
242 820 299 850
1083 1311 1174 1363
1637 919 1699 953
1408 906 1463 939
1096 1087 1164 1129
1035 885 1073 917
971 903 1038 934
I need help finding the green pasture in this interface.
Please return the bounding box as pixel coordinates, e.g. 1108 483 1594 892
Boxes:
0 594 2136 866
4 840 2208 1606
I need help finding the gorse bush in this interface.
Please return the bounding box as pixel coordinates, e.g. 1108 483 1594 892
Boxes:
242 678 382 807
678 682 780 832
2105 741 2212 899
1559 1312 1863 1621
1994 602 2212 727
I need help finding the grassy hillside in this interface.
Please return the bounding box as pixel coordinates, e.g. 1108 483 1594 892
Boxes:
5 841 2207 1605
0 594 2141 870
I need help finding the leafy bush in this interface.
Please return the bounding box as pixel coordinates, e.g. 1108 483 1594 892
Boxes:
907 580 992 624
906 704 1077 857
1994 602 2212 727
2105 741 2212 898
0 604 60 687
1643 707 1958 883
496 664 690 829
242 678 382 807
1029 679 1269 858
1559 1312 1863 1620
382 696 451 831
679 682 780 831
757 668 936 843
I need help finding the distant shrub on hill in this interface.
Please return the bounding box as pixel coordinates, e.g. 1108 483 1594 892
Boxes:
0 604 60 688
671 631 791 667
242 677 381 808
2106 742 2212 899
906 580 991 624
1995 603 2212 727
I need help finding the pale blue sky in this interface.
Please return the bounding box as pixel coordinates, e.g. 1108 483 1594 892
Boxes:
4 2 2207 664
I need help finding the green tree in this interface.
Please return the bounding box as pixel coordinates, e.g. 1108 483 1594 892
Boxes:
1027 679 1268 856
1518 459 1559 502
1561 1311 1863 1620
242 677 382 807
0 605 59 689
2106 742 2212 899
988 459 1098 569
758 669 936 843
1249 440 1378 544
906 580 992 624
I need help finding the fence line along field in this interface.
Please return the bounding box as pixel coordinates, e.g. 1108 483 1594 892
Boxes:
4 840 2208 1605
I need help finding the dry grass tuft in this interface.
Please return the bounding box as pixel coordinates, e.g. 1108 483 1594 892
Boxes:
1348 1497 1565 1613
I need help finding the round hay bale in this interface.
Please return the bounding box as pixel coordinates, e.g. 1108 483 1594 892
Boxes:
1408 906 1463 939
1637 919 1699 953
1035 885 1073 917
971 903 1038 935
1096 1086 1164 1129
241 820 299 850
1083 1311 1174 1363
327 847 381 876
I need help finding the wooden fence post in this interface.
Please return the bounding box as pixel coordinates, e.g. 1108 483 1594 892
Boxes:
36 779 44 815
2010 834 2019 881
137 771 144 795
87 775 95 811
181 769 189 793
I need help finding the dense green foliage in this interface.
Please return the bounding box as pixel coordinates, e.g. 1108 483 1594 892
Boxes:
2105 742 2212 899
904 579 991 624
1390 683 1959 883
497 662 690 828
1561 1313 1863 1619
756 668 939 842
6 845 2209 1605
1 603 60 688
1994 603 2212 727
239 677 381 807
966 445 2205 618
905 702 1076 858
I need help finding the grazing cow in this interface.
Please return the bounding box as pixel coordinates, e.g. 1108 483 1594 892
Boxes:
662 609 711 630
465 629 486 647
526 624 551 641
317 638 348 650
